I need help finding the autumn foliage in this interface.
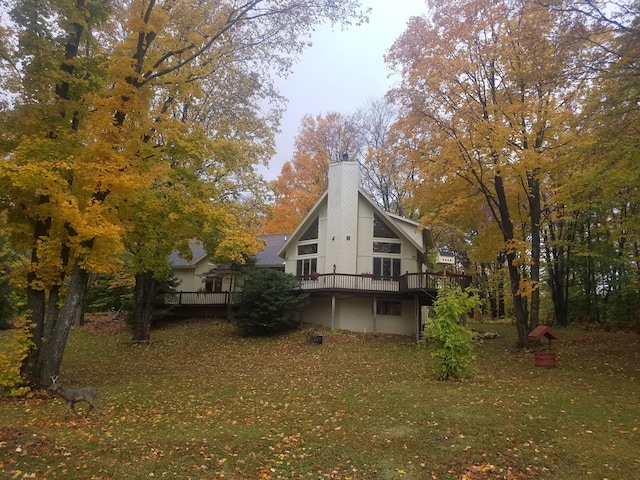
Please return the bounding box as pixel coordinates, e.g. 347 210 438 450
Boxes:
264 112 360 234
385 0 615 346
0 0 368 385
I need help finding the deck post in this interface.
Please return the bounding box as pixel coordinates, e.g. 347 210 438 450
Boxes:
372 296 377 334
415 295 420 342
331 295 336 330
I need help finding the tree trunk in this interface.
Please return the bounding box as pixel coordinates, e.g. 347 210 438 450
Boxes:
527 172 541 332
21 287 46 385
38 260 89 386
495 174 529 349
132 271 157 342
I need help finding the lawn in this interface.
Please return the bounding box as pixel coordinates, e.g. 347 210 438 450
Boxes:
1 318 639 480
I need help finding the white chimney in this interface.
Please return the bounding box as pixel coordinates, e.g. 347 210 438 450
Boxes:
325 155 359 274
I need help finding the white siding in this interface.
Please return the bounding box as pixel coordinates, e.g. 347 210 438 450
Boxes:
173 259 234 292
302 296 416 336
326 160 359 274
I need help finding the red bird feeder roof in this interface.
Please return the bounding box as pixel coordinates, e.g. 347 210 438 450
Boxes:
528 325 560 342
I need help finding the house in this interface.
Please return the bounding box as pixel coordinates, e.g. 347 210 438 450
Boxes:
165 156 469 337
277 156 470 339
164 235 288 314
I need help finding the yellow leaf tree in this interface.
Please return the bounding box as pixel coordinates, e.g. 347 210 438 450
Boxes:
386 0 607 347
0 0 368 385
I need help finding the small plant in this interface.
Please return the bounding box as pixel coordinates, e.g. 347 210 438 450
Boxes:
424 286 482 380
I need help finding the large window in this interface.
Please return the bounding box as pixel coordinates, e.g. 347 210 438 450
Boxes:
374 300 402 316
373 213 399 239
205 277 223 293
373 257 401 280
300 217 319 241
296 258 317 279
297 243 318 255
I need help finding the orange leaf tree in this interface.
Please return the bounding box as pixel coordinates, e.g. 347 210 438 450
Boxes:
264 111 363 234
264 100 421 234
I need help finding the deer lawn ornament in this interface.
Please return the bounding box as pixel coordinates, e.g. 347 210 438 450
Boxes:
48 376 98 419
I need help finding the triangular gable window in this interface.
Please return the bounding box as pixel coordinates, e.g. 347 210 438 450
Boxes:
373 213 399 239
300 217 319 241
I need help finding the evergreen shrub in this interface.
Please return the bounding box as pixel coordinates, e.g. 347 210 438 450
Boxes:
233 269 308 336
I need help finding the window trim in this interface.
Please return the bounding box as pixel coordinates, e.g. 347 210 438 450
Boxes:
374 300 402 316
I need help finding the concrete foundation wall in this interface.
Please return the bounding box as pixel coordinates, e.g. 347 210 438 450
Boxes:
301 296 415 337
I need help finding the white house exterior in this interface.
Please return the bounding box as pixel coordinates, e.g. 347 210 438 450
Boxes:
166 235 287 309
278 158 440 338
165 158 470 336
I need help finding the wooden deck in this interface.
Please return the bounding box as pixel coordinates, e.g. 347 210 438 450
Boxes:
160 272 471 306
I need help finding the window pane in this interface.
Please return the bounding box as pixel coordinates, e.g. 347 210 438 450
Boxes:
373 213 399 238
382 258 391 279
373 242 401 254
373 258 381 277
297 243 318 255
393 259 401 278
375 300 402 316
300 217 319 240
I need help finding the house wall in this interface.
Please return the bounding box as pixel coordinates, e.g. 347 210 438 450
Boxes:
302 296 417 336
174 259 234 292
355 198 423 277
173 269 197 291
284 196 423 278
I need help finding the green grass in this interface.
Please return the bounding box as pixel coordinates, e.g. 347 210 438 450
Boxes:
1 319 639 479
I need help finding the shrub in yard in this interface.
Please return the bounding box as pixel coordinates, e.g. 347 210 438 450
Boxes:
424 286 482 380
233 269 308 336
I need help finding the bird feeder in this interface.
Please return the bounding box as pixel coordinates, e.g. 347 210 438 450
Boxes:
528 326 560 368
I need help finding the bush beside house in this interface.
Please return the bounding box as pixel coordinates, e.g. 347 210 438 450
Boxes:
233 269 308 336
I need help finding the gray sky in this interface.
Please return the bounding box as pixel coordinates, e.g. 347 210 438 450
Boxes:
260 0 429 181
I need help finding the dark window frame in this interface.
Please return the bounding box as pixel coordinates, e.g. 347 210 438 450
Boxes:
297 243 318 255
373 213 400 239
374 300 402 316
300 217 319 241
373 257 402 280
296 258 318 279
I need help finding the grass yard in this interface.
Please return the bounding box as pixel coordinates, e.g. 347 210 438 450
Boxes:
1 318 639 480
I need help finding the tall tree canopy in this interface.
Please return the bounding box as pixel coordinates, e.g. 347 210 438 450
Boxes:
264 99 419 234
557 0 640 325
264 111 362 234
0 0 368 386
386 0 610 348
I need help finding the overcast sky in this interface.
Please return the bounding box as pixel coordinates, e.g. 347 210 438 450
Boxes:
260 0 429 181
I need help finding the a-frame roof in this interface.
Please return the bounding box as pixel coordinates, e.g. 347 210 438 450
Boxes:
278 188 431 258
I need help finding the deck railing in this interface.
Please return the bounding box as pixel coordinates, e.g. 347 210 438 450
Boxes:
301 272 471 293
162 291 234 306
299 273 399 292
161 272 471 306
